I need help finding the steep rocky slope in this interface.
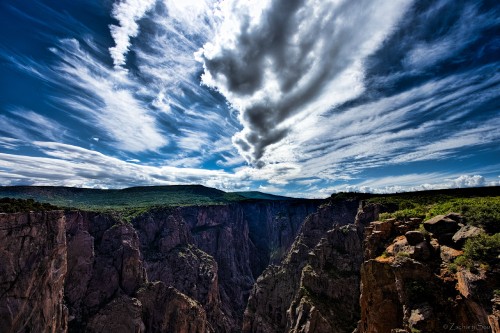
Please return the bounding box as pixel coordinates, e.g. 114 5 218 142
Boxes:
0 199 320 333
242 198 374 332
1 191 498 333
133 201 320 332
0 211 68 333
243 198 499 333
357 213 500 333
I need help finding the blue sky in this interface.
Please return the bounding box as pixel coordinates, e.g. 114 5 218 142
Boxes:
0 0 499 197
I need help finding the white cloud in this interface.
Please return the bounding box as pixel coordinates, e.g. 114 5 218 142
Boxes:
198 0 413 165
0 137 23 150
109 0 157 68
324 173 496 195
52 39 168 152
0 109 66 142
0 141 240 188
450 175 485 188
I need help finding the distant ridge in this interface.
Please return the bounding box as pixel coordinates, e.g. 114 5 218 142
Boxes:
0 185 298 211
234 191 295 201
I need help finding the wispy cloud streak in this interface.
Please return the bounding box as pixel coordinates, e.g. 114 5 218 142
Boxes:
109 0 157 68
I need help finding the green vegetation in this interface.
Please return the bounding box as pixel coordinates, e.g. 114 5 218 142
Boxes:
406 280 429 304
0 185 249 209
448 262 458 273
396 251 411 258
0 198 59 213
371 191 500 233
463 233 499 263
380 250 390 259
0 185 258 219
453 233 500 269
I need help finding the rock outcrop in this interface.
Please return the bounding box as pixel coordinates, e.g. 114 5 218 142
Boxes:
243 198 366 333
0 211 68 333
357 213 499 333
0 198 320 333
137 282 213 333
64 212 147 331
133 201 320 332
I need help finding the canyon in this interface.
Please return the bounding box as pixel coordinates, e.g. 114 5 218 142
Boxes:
0 190 499 332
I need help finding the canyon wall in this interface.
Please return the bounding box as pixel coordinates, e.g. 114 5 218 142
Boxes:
1 197 498 333
0 199 320 333
0 211 68 333
242 199 376 333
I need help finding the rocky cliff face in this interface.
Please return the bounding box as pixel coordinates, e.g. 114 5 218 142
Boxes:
357 213 500 333
0 199 319 333
0 211 68 333
242 198 368 333
133 201 320 332
1 196 497 333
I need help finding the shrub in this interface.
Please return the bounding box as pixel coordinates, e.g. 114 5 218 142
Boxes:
454 255 473 269
462 233 500 264
396 251 410 258
448 262 458 273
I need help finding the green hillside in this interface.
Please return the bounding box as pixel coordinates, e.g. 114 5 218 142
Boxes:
0 185 247 210
234 191 295 200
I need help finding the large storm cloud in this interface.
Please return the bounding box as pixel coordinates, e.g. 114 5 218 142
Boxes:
197 0 413 166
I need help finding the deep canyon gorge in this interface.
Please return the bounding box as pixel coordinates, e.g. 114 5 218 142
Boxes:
1 190 499 333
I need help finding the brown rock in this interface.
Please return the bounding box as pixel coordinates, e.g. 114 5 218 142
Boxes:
137 282 213 333
397 225 410 235
243 199 362 333
65 230 94 320
0 211 68 333
286 225 364 333
83 223 147 316
489 295 500 333
371 220 393 237
445 212 464 223
405 231 425 246
424 215 460 235
408 306 433 331
440 245 463 263
86 295 145 333
407 217 423 228
452 225 484 247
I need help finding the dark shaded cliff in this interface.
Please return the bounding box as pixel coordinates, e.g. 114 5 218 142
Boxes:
0 211 68 333
1 189 498 333
242 199 377 333
0 198 320 333
133 201 320 332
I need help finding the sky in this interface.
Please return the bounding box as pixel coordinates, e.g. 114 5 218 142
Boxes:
0 0 499 198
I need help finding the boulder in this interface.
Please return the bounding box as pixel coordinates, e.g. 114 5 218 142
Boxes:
440 245 463 263
405 231 425 246
423 215 460 235
371 220 393 237
445 212 465 223
86 296 145 333
452 225 484 247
